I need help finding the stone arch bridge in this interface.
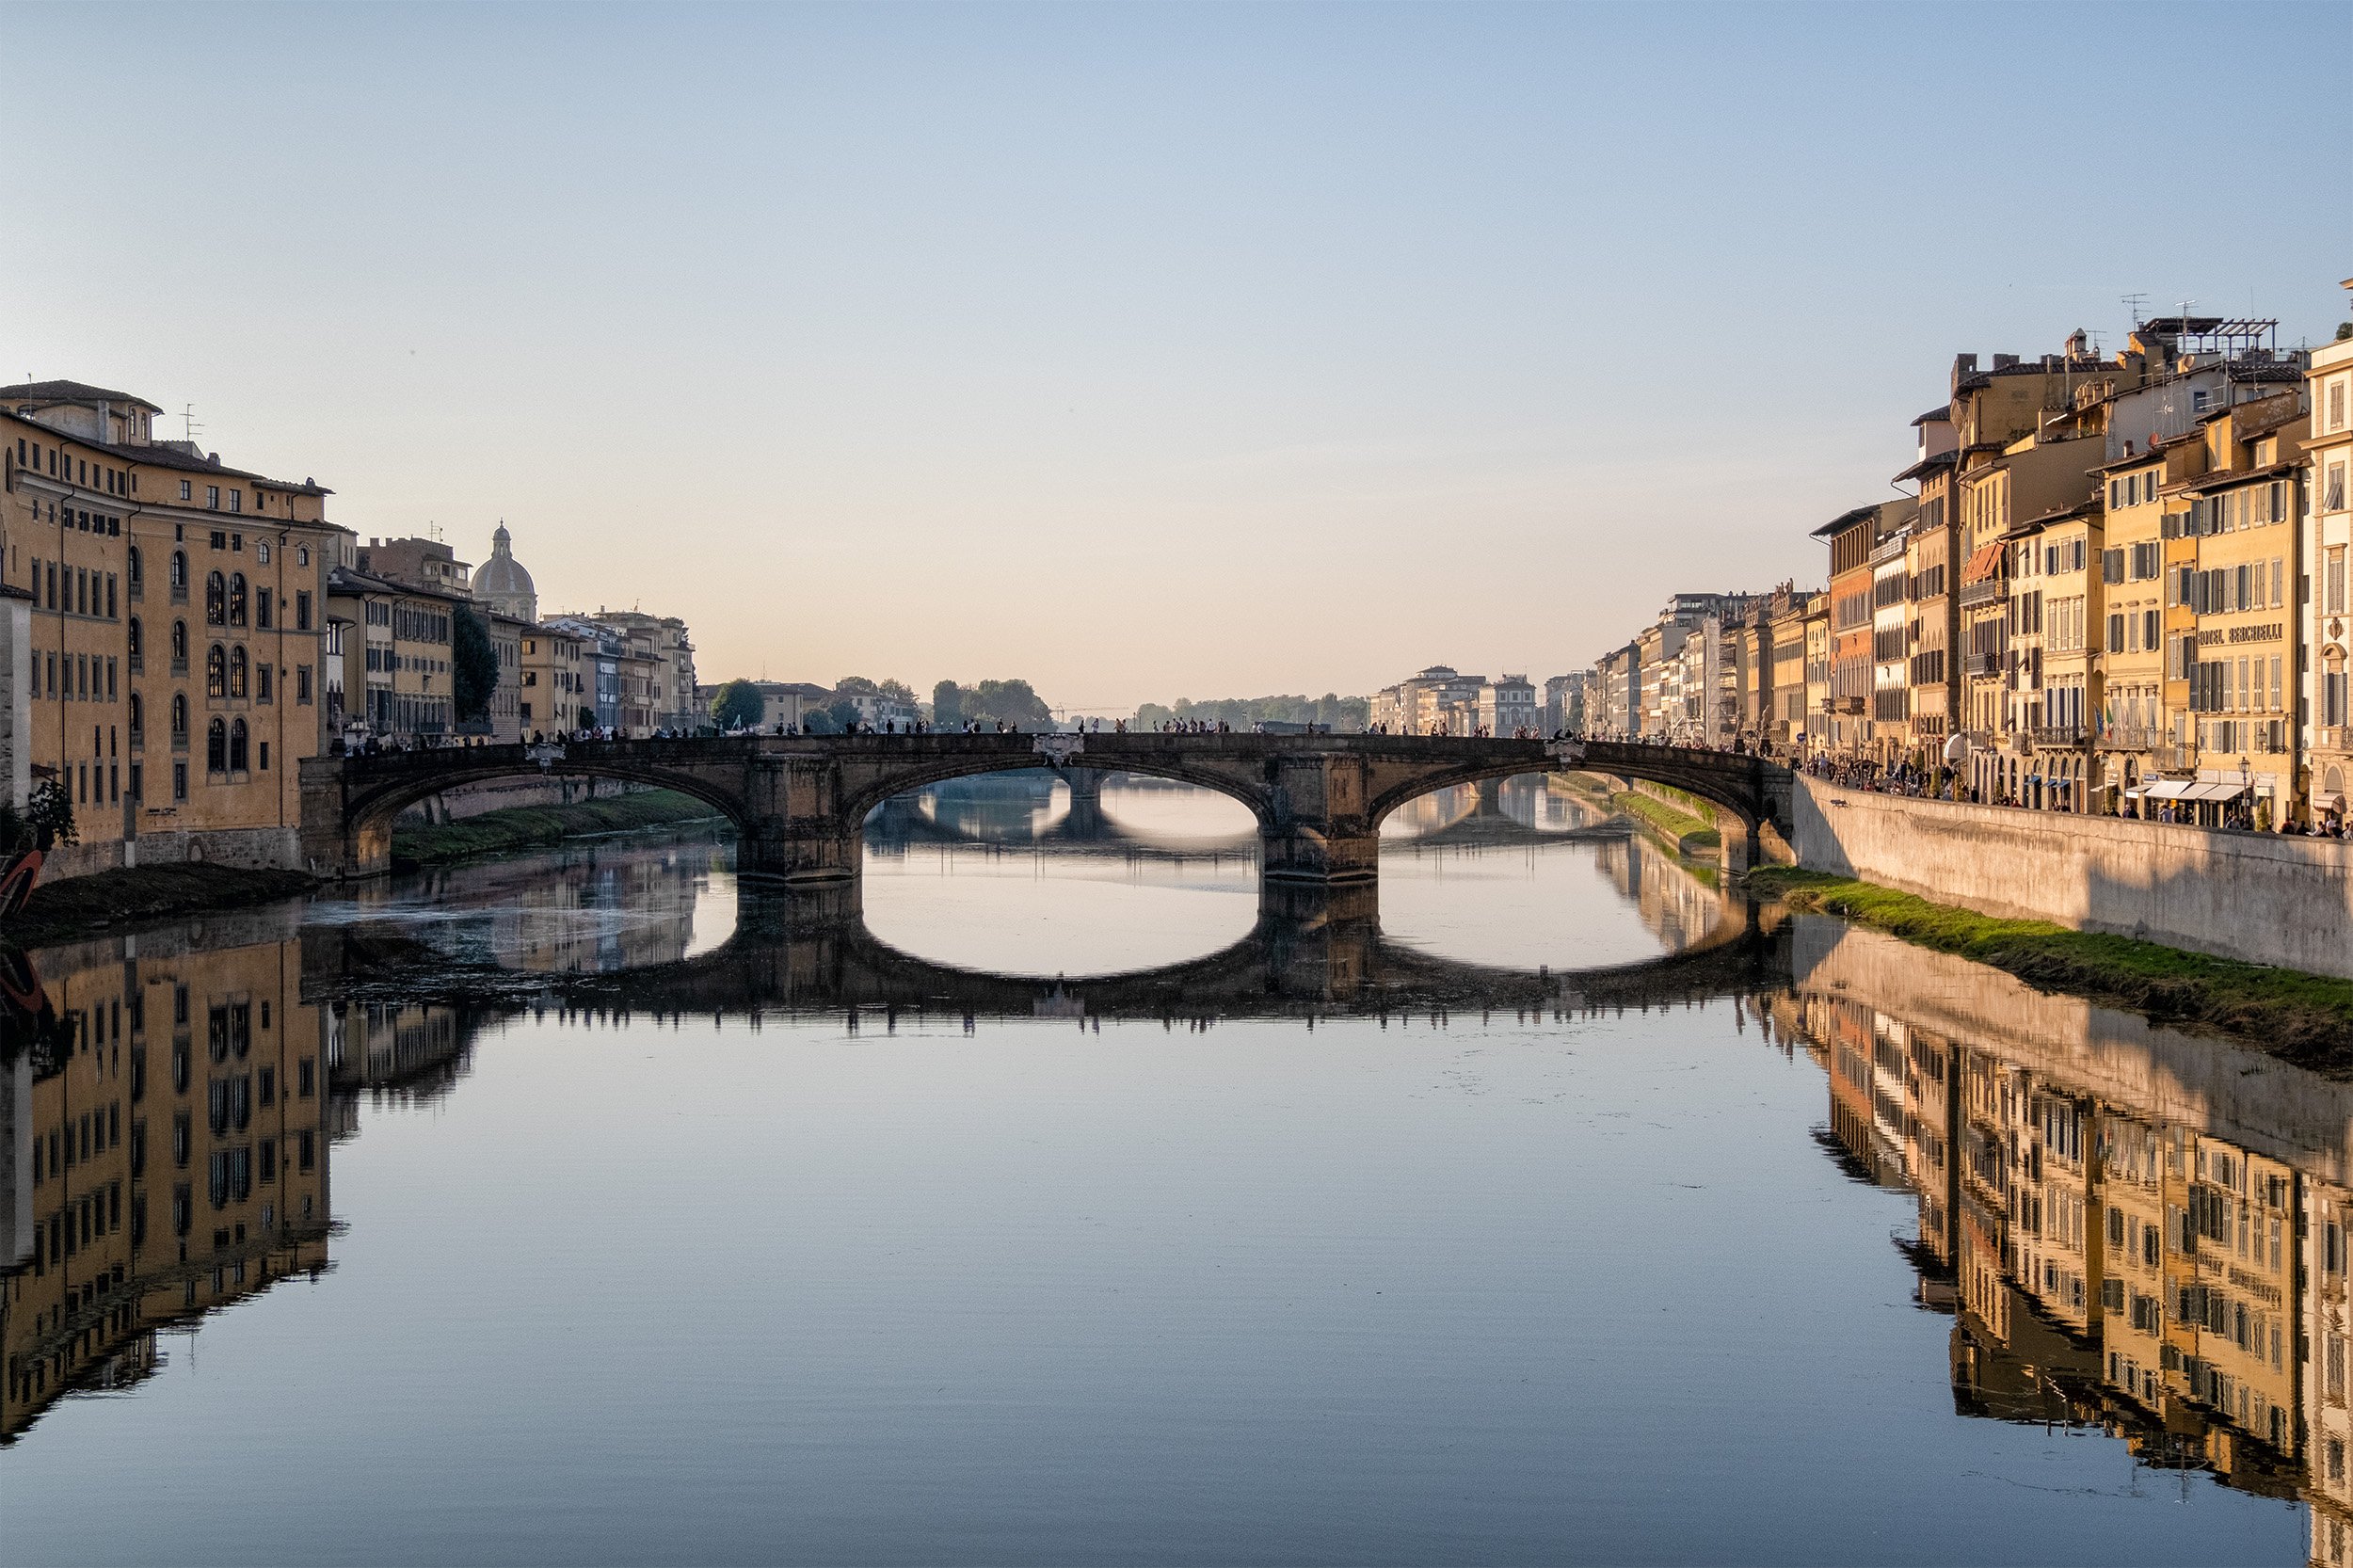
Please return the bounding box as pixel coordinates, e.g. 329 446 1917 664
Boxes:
299 734 1793 884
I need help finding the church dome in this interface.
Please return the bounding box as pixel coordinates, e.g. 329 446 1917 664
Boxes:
473 523 538 621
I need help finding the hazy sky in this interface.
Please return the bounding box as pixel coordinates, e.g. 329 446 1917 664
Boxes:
8 3 2346 712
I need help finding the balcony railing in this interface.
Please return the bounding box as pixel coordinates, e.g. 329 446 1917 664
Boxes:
1967 652 2004 678
2316 727 2353 754
2030 725 2089 748
1958 580 2003 609
2097 726 2158 751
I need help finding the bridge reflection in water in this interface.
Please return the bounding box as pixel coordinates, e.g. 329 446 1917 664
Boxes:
10 825 2353 1562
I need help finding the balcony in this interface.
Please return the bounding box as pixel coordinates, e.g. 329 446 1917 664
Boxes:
1967 652 2004 678
2316 727 2353 755
2097 726 2159 752
2030 725 2089 749
169 584 187 606
1959 579 2003 610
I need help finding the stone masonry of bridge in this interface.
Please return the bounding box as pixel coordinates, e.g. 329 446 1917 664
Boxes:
298 733 1794 884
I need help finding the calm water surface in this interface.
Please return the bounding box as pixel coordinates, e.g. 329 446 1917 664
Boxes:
0 776 2329 1563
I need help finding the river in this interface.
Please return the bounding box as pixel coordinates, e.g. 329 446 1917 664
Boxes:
0 774 2329 1563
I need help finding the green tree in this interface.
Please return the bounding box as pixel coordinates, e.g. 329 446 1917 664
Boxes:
709 679 764 730
877 678 915 705
578 705 596 730
452 605 497 723
824 697 862 731
834 676 879 698
970 679 1051 728
933 680 965 727
25 777 74 846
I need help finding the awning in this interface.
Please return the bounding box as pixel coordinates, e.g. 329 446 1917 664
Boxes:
2140 780 2195 800
2314 792 2345 813
2183 782 2249 803
1961 543 2006 584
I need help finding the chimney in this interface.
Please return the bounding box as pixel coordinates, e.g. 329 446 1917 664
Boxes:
1951 353 1978 393
1992 353 2020 371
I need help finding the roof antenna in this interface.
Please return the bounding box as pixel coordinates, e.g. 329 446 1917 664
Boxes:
181 403 203 446
2121 293 2148 328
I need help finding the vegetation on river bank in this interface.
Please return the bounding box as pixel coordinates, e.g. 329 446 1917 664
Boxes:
4 863 318 952
1609 789 1721 853
1751 867 2353 1064
392 789 720 867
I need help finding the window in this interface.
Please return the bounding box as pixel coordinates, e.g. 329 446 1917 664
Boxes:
296 546 310 568
295 590 312 631
2329 464 2346 513
170 619 188 672
205 486 219 510
228 572 247 627
206 644 227 698
170 693 189 744
229 646 248 698
170 550 188 600
255 589 271 630
172 760 187 801
205 570 226 625
178 479 192 502
2329 549 2345 617
296 664 312 703
257 663 272 703
128 692 144 745
256 542 269 565
128 616 143 667
206 718 226 774
229 719 248 773
2333 379 2347 434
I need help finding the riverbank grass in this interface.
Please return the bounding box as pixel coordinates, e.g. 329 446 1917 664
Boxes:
1609 790 1721 852
1752 866 2353 1062
392 789 719 867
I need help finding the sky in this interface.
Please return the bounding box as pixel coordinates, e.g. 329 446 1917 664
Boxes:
7 2 2348 714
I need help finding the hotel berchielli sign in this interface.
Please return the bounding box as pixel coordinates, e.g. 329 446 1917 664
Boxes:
2199 622 2283 646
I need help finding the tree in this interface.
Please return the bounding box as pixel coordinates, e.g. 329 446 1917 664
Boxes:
578 706 597 730
877 678 915 705
824 696 863 731
25 777 74 847
452 605 497 723
710 679 764 730
970 679 1051 728
833 676 879 698
933 680 965 727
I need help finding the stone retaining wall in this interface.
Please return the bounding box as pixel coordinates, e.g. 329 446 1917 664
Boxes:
1791 776 2353 978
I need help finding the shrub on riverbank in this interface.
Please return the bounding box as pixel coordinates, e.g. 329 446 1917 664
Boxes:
392 789 719 867
4 863 318 951
1752 867 2353 1064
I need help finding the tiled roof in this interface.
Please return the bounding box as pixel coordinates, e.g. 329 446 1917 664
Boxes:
0 379 162 413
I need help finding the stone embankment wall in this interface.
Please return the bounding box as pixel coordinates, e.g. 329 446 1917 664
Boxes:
1791 776 2353 978
393 774 648 825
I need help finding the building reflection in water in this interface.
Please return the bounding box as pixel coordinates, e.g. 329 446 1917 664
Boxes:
0 915 336 1444
1768 915 2353 1559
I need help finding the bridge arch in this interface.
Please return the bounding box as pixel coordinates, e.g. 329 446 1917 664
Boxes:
321 748 760 877
834 754 1273 836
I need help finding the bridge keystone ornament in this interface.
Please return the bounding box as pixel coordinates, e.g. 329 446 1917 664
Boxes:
524 744 568 772
1032 734 1085 765
1545 739 1587 766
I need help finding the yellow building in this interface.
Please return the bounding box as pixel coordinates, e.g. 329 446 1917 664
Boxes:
2160 394 2306 826
520 621 589 738
1 380 347 872
326 566 465 744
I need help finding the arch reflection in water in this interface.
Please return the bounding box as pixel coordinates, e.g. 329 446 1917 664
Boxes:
1768 914 2353 1555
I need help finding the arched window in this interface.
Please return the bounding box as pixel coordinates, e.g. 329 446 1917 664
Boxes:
229 646 248 698
206 718 227 775
206 644 227 699
205 570 226 625
171 693 189 744
228 572 248 627
127 546 142 588
127 616 142 661
171 619 188 670
170 551 187 595
229 718 248 773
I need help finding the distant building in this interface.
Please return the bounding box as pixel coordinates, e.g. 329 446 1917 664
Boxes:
1478 674 1538 735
